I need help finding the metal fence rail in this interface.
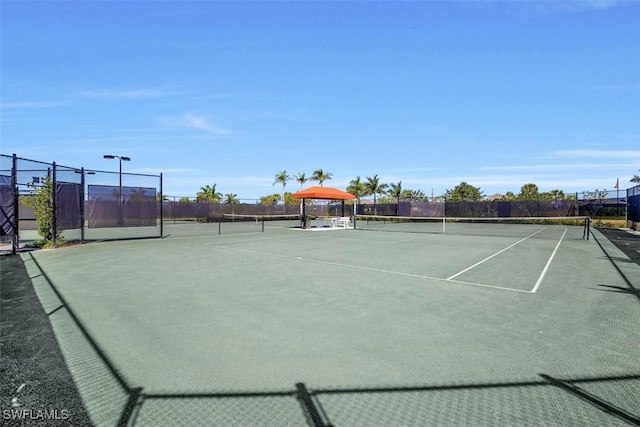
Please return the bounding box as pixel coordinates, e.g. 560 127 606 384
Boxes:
0 154 162 253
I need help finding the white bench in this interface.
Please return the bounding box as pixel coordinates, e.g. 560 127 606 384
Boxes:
335 217 351 228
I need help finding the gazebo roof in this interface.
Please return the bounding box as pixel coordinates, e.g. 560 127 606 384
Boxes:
291 186 355 200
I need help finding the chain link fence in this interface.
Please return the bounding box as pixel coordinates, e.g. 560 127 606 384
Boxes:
0 154 162 254
627 185 640 231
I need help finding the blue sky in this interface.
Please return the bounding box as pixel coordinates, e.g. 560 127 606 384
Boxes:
2 0 639 201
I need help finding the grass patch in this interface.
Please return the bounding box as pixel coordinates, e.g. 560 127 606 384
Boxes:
591 218 627 228
24 239 68 249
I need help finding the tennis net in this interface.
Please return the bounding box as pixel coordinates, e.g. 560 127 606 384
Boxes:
221 214 302 231
354 215 591 240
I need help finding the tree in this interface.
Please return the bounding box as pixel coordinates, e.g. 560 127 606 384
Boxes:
273 170 290 207
224 193 239 205
444 182 483 202
283 192 296 205
518 183 540 200
130 189 151 201
401 189 428 203
364 175 389 214
311 168 333 186
582 189 608 201
541 189 566 200
178 197 191 203
346 176 367 202
260 194 280 205
387 181 403 211
224 193 239 214
631 175 640 184
197 184 222 203
502 192 517 201
294 172 308 189
23 177 60 244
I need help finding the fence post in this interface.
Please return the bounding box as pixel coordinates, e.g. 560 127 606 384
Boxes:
80 168 86 244
159 173 163 238
52 162 57 249
11 154 18 254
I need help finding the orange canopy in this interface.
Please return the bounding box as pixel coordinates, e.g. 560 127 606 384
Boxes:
291 186 355 200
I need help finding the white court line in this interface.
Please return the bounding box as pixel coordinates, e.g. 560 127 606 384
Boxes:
446 228 547 281
530 229 567 293
218 244 532 293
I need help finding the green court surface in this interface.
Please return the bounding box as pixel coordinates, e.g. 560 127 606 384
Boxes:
19 223 640 426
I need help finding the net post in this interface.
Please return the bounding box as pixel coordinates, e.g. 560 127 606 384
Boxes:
261 216 265 232
218 218 221 235
585 217 591 240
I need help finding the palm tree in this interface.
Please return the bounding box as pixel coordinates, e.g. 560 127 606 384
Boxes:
347 176 367 203
311 168 333 187
387 181 403 215
224 193 239 214
224 193 239 205
294 172 308 189
518 183 540 200
364 175 388 215
273 170 290 208
197 184 222 204
631 175 640 184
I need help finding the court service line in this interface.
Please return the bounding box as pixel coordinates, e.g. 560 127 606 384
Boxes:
530 229 567 293
217 244 532 293
446 228 547 281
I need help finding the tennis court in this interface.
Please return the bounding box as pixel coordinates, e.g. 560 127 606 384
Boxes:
18 219 640 426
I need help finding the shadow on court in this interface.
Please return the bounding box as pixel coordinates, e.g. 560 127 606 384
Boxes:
597 284 640 297
591 228 640 302
3 251 640 426
0 255 93 426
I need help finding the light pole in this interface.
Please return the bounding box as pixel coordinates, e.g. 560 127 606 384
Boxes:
104 155 131 226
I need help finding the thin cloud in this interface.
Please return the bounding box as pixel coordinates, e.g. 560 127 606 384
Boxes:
552 149 640 159
577 0 631 10
480 162 638 171
81 87 180 99
1 101 65 110
158 113 232 135
465 0 636 16
513 0 631 12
